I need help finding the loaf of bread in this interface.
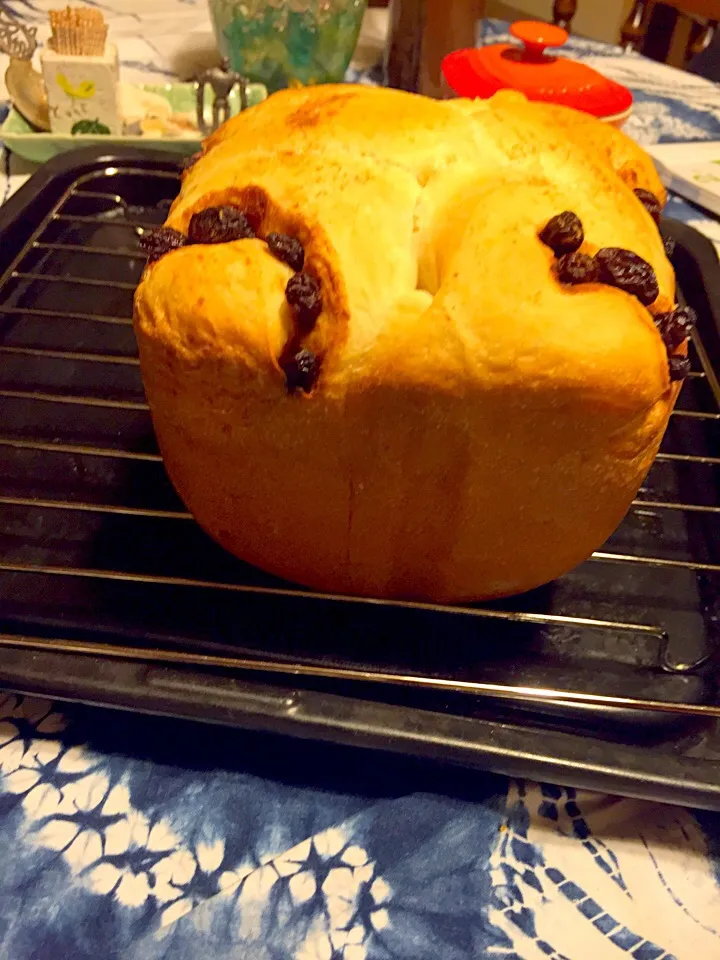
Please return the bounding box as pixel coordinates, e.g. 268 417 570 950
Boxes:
133 84 691 602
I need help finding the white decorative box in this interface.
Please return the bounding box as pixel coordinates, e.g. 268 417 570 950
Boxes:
40 42 121 136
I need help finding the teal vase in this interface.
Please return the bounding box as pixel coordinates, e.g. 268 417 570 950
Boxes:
208 0 367 93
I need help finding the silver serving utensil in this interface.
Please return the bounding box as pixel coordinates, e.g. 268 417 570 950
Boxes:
0 13 50 131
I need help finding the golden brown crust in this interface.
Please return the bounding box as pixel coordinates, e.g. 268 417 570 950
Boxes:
134 86 681 601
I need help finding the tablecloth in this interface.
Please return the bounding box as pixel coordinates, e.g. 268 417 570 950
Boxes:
0 3 719 959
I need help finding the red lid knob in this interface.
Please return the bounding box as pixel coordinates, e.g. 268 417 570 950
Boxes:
509 20 568 59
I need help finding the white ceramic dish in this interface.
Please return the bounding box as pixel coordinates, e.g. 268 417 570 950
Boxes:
0 81 267 163
649 141 720 219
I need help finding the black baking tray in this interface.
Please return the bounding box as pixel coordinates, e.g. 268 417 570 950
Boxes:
0 147 719 808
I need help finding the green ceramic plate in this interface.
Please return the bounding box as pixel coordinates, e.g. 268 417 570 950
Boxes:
0 81 267 164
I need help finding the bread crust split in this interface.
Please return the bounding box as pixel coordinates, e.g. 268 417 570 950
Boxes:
134 85 682 601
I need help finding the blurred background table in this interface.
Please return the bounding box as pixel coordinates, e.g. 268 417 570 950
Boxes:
0 3 718 959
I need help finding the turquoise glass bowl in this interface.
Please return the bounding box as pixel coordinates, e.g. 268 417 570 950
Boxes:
208 0 366 92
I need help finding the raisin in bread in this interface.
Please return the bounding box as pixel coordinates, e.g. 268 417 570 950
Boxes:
133 85 690 601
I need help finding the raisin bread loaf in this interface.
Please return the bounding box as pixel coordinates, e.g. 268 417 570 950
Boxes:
133 85 690 601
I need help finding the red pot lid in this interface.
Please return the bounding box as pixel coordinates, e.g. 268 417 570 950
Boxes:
442 21 633 119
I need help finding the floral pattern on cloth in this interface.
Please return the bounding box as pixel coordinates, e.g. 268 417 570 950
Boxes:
0 695 718 960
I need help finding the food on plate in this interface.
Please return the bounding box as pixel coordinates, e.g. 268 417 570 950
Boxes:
133 84 690 602
119 85 198 138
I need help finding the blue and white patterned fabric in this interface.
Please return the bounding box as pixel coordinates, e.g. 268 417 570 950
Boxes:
0 4 719 958
2 694 720 960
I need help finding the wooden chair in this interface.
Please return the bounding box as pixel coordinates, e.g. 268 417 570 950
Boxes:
551 0 578 29
549 0 716 69
621 0 718 67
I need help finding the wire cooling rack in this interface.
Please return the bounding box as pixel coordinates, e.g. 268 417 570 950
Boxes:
0 152 718 806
